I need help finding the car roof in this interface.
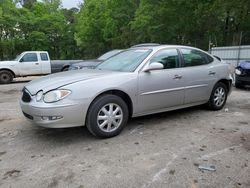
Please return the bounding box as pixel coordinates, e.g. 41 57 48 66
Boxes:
131 45 210 54
23 51 48 53
131 43 161 48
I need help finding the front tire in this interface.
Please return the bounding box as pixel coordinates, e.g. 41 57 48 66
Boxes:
0 70 13 84
207 82 228 111
86 95 129 138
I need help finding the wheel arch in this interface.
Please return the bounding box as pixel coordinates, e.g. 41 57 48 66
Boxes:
87 89 133 118
216 79 232 92
0 68 16 78
61 64 70 71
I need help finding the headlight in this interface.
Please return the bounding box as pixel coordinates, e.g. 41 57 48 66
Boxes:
36 90 44 102
43 89 71 103
235 69 241 75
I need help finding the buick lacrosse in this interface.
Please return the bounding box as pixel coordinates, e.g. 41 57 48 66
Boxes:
20 45 232 138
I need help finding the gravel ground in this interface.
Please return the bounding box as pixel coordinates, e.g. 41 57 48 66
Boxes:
0 77 249 188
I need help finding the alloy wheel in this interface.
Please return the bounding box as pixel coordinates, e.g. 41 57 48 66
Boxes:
213 87 226 107
97 103 123 133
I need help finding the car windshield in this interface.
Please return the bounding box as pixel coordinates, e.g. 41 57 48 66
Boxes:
98 50 122 61
96 49 151 72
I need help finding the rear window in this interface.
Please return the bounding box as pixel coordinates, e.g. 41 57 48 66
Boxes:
180 49 213 67
40 53 48 61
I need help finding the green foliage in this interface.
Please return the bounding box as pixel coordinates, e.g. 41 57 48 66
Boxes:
75 0 106 58
0 0 250 60
0 0 78 60
75 0 138 58
22 0 37 9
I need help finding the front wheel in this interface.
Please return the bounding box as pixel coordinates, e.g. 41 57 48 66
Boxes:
207 82 228 111
86 95 129 138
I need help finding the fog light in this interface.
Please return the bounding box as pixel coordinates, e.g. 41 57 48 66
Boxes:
41 116 63 121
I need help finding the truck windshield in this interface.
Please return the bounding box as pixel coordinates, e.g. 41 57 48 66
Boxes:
96 49 151 72
14 53 23 61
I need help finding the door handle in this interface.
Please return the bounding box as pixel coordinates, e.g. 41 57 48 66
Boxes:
208 71 216 75
173 74 182 79
35 63 39 65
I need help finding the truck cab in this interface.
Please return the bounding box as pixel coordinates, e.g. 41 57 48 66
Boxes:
0 51 51 84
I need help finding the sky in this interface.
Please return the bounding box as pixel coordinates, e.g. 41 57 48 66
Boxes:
61 0 83 9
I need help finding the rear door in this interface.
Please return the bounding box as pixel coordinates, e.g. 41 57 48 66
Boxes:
40 52 51 74
178 48 217 104
19 52 42 75
137 48 185 113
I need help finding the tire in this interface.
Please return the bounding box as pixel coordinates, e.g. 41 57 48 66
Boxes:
0 70 13 84
86 94 129 138
62 66 69 71
207 82 228 111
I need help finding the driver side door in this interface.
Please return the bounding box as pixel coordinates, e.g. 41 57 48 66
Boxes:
19 52 41 76
137 48 185 114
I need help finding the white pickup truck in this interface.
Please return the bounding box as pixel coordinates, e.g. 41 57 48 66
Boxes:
0 51 51 84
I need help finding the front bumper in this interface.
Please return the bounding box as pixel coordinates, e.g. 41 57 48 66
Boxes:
20 99 89 128
235 75 250 85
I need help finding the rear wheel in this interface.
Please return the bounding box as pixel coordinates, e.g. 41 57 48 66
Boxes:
62 66 69 71
0 70 13 84
207 82 228 111
86 95 129 138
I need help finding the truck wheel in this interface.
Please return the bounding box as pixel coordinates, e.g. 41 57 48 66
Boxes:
86 95 129 138
0 70 13 84
62 66 69 71
206 82 228 111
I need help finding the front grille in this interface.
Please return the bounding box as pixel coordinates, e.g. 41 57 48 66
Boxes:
22 89 32 103
22 111 33 120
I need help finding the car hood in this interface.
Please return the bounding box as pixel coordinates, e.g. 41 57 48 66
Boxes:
0 60 16 65
239 61 250 69
25 69 120 95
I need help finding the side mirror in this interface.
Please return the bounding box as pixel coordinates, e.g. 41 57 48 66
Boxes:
19 58 24 63
144 62 164 72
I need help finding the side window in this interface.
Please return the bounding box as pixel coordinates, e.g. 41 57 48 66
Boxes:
150 49 179 69
206 54 214 63
40 53 48 61
180 49 212 67
21 53 38 62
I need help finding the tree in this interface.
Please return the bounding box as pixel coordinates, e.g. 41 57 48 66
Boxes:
0 0 21 59
75 0 107 58
102 0 138 48
22 0 37 9
1 0 250 61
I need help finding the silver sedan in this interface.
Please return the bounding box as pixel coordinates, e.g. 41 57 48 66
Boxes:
20 45 232 138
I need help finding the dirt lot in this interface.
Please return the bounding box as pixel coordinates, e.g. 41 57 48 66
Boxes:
0 77 250 188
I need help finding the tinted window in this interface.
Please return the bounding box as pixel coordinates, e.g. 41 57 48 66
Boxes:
40 53 48 61
21 53 38 62
207 55 214 63
150 49 179 69
180 49 212 67
213 55 221 61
